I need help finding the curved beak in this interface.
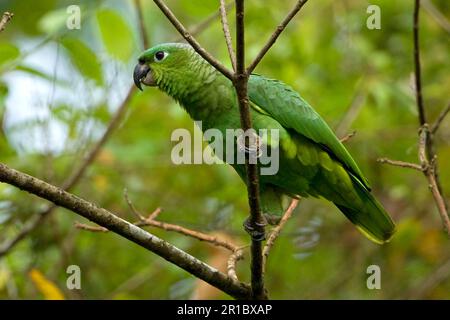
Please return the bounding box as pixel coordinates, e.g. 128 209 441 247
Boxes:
133 62 151 91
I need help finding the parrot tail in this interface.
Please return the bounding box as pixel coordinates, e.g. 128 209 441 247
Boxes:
334 175 396 244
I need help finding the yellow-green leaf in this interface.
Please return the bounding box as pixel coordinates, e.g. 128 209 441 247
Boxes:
96 9 134 61
38 8 68 34
0 43 20 66
60 37 103 85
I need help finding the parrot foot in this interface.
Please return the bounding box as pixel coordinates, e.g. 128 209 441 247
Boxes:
243 216 267 241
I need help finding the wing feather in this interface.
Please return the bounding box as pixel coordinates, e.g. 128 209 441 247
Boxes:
248 74 371 190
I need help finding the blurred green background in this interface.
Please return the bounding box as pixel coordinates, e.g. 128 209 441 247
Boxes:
0 0 449 299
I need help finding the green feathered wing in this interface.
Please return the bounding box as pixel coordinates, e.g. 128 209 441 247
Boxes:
248 75 396 243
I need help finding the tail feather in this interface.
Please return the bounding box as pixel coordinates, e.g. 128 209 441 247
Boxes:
335 175 396 244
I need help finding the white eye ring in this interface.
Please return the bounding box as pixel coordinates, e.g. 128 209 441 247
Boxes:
154 51 168 62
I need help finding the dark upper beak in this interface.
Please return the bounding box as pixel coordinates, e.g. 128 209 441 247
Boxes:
133 62 150 91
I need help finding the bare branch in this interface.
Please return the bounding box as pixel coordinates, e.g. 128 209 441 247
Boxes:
173 2 235 41
153 0 234 80
418 126 450 235
426 164 450 235
136 219 239 253
246 0 309 74
134 0 150 48
234 0 267 300
123 189 240 252
147 207 162 221
414 0 426 126
227 248 244 282
220 0 237 71
0 162 251 299
431 103 450 134
263 199 299 269
0 12 13 33
123 188 146 221
377 158 423 171
412 1 449 231
378 127 450 235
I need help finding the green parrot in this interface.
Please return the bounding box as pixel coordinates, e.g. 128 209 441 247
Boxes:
133 43 396 244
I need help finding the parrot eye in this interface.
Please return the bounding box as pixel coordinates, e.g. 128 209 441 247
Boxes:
154 51 168 62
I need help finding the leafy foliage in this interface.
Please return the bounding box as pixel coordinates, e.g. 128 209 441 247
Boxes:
0 0 449 299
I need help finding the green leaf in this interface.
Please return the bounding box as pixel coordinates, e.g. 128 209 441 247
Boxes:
38 8 68 35
15 65 71 87
60 37 103 85
0 43 20 66
96 9 134 62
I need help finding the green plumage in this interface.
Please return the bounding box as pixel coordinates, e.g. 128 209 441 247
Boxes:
136 43 396 244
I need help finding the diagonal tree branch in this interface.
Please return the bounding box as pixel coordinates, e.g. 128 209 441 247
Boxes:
418 126 450 234
122 190 240 252
0 162 251 299
220 0 237 71
173 2 235 42
431 103 450 134
134 0 150 48
246 0 309 74
153 0 234 80
263 199 299 270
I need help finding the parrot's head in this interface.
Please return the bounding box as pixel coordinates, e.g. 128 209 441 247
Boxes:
133 42 208 92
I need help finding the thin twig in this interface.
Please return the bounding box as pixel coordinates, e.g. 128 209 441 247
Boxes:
147 207 162 221
227 248 244 282
431 103 450 134
422 0 450 34
125 189 245 280
414 0 426 126
263 199 299 269
246 0 309 74
0 12 13 33
123 188 146 221
74 221 108 232
173 2 235 41
123 190 241 252
153 0 234 80
0 162 251 299
339 131 356 143
136 218 239 252
134 0 150 48
76 216 240 252
377 158 423 171
418 126 450 235
220 0 236 71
